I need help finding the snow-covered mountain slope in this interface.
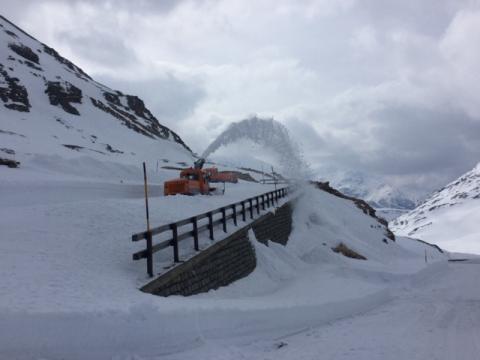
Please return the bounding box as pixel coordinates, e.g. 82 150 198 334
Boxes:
332 171 417 210
324 170 418 221
203 116 307 178
0 15 193 171
391 162 480 253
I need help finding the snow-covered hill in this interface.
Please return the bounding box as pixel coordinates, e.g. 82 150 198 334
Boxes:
0 15 193 171
391 162 480 253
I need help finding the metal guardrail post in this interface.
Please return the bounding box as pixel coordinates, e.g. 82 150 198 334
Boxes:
241 201 246 222
146 231 153 277
256 196 260 214
171 223 179 262
261 195 265 210
221 207 227 233
249 199 254 219
232 205 237 226
208 212 214 240
192 217 199 251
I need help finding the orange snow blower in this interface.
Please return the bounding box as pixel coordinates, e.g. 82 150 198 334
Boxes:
164 158 217 196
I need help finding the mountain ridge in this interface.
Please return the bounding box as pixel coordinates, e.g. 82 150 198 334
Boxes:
390 162 480 253
0 15 192 168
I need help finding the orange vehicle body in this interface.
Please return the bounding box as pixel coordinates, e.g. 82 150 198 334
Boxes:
204 167 239 183
164 168 212 196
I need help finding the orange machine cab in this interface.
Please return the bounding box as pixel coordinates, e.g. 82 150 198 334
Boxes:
164 168 211 196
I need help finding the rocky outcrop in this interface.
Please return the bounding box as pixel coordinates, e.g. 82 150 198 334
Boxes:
0 64 30 112
0 157 20 168
45 81 82 115
8 43 39 64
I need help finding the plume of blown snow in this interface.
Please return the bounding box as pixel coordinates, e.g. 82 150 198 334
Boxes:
202 115 311 180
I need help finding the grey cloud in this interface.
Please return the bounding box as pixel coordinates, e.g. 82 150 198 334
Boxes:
98 72 206 128
57 30 137 67
305 104 480 193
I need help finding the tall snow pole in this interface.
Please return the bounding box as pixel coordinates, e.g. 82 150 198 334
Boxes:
143 162 153 277
425 249 427 264
143 162 151 232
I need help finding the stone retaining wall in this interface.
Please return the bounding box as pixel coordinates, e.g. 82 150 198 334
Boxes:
141 200 295 296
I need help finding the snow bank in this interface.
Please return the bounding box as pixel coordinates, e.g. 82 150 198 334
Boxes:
0 177 448 359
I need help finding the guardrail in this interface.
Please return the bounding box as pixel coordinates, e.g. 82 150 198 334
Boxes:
132 186 291 277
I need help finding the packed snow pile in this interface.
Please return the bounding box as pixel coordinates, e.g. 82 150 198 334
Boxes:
0 15 193 172
391 162 480 254
203 116 308 179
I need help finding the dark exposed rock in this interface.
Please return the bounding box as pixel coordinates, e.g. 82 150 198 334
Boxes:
105 144 124 154
8 43 39 64
332 243 367 260
62 144 84 151
23 60 42 71
0 157 20 168
103 91 121 106
0 64 30 112
91 96 192 153
126 95 151 119
0 148 15 155
62 144 106 155
0 129 26 137
55 117 73 129
90 97 154 138
45 81 82 115
4 30 17 38
110 103 137 121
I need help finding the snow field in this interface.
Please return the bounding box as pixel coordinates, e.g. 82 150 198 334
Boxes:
0 164 449 359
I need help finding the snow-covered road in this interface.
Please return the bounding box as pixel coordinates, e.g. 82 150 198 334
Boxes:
162 260 480 360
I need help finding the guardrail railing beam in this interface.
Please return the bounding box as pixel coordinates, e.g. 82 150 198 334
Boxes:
131 186 291 277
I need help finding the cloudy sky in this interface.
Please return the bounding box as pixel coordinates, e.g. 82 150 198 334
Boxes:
3 0 480 195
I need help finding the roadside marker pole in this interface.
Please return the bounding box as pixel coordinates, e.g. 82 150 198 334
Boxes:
143 162 153 277
143 162 151 232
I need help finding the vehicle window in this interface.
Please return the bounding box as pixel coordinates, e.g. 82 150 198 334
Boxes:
187 174 199 180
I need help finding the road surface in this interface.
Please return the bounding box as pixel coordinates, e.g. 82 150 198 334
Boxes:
162 260 480 360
